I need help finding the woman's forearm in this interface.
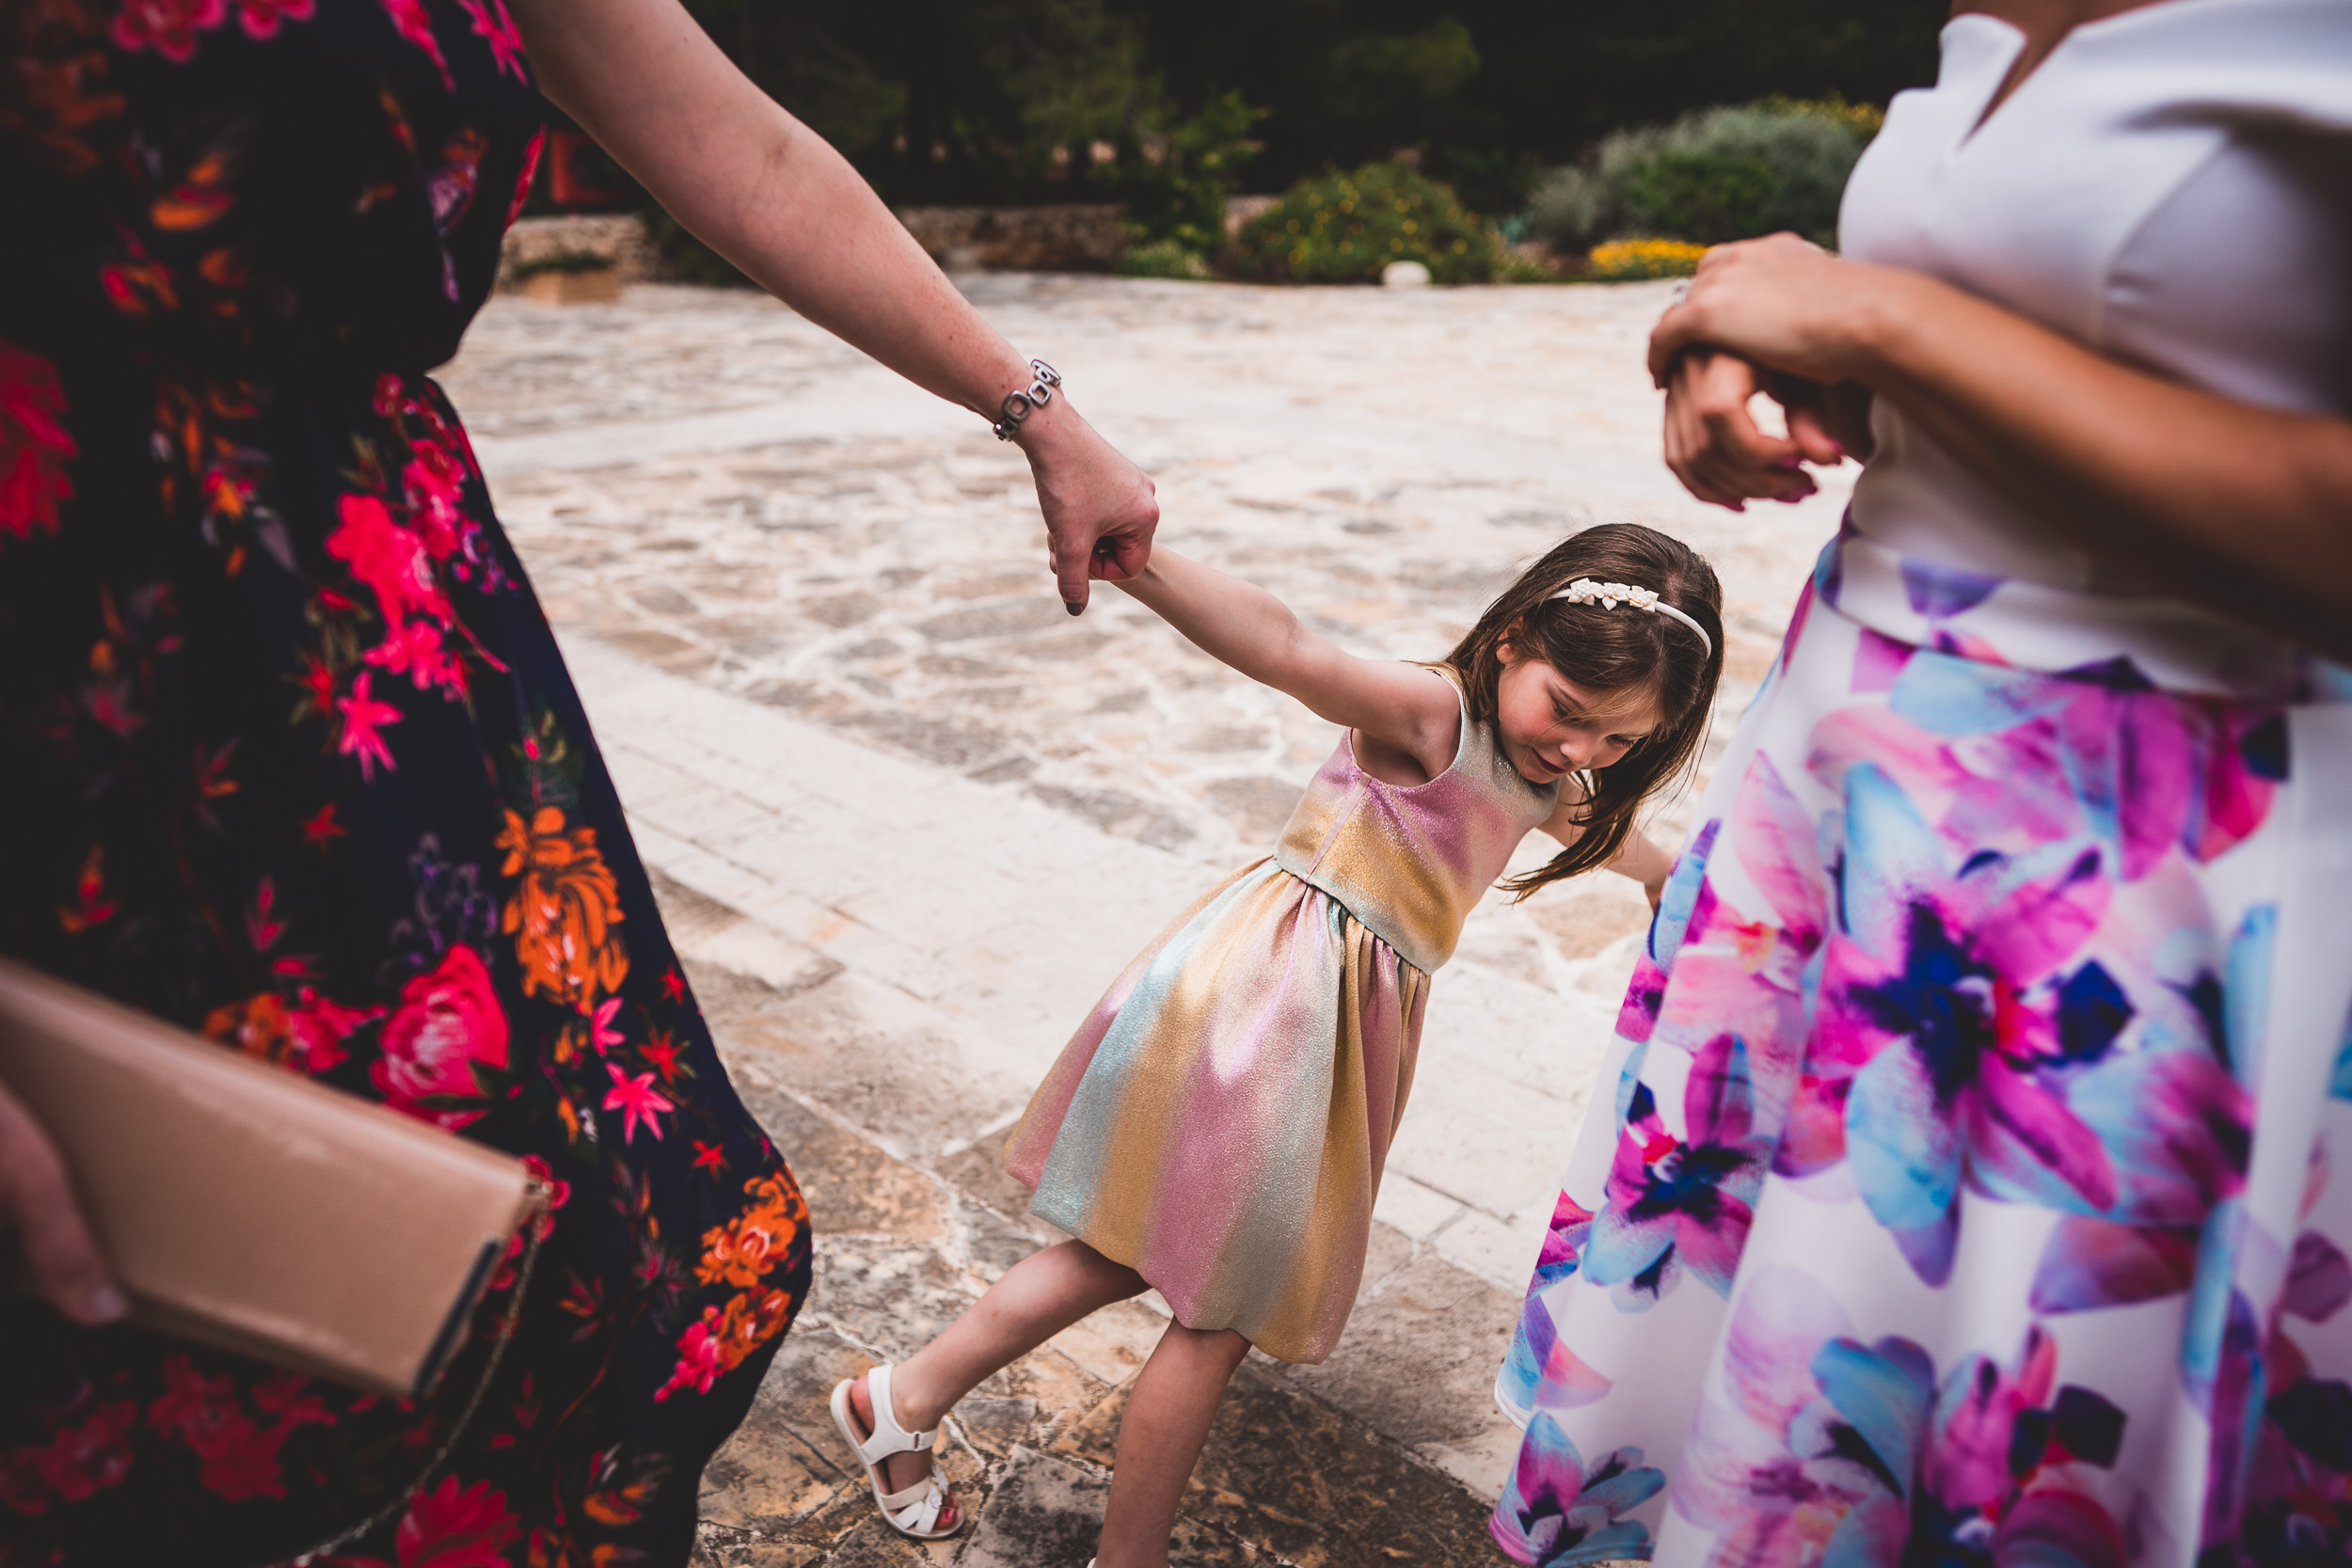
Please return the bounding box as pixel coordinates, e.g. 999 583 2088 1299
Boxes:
1852 272 2352 656
1656 239 2352 658
508 0 1027 421
504 0 1160 612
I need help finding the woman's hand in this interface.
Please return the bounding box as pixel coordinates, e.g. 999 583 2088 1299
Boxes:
1653 238 1891 510
1663 350 1836 511
1649 233 1906 388
0 1078 123 1326
1015 401 1161 613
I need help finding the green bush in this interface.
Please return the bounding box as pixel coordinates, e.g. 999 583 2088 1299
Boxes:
1529 98 1876 251
1236 163 1502 285
1116 238 1213 279
1119 88 1264 256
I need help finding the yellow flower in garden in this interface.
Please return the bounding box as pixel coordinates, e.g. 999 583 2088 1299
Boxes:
497 803 628 1012
1587 239 1710 280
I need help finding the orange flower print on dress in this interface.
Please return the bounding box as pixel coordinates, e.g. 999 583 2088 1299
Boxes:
655 1173 807 1402
205 988 374 1073
694 1174 805 1291
0 341 77 548
496 805 628 1013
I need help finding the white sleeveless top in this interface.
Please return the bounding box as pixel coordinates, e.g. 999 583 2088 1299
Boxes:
1838 0 2352 591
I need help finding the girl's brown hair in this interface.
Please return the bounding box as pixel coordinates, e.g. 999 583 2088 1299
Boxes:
1443 523 1724 897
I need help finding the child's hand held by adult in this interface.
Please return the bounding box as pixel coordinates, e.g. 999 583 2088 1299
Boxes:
1010 394 1160 615
1661 350 1825 512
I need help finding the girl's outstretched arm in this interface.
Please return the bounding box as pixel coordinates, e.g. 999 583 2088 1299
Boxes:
1116 548 1463 780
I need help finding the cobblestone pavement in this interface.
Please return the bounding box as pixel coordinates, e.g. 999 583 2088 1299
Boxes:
440 274 1854 1567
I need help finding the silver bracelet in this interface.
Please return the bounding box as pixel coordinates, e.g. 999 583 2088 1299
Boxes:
991 358 1062 440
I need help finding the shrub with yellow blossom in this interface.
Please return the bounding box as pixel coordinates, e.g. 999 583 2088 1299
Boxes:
1586 239 1709 281
1237 163 1502 285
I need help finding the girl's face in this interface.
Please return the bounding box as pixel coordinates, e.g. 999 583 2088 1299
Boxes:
1493 638 1662 785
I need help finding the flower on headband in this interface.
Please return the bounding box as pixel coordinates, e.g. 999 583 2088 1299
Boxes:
1561 579 1659 612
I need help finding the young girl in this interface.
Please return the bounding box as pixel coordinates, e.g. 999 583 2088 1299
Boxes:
829 522 1724 1566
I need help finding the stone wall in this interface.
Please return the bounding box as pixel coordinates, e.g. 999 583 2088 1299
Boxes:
892 203 1130 273
501 197 1280 288
498 214 660 289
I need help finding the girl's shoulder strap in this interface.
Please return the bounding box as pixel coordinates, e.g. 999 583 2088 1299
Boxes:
1414 659 1469 706
1409 661 1472 781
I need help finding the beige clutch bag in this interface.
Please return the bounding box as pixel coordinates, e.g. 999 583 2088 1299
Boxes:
0 957 544 1399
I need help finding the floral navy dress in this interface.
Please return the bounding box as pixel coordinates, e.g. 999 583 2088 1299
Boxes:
0 3 810 1564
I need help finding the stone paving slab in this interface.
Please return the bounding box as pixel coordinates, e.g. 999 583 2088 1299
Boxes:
437 274 1852 1564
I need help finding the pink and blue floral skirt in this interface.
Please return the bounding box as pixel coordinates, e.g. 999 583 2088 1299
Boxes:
1492 531 2352 1568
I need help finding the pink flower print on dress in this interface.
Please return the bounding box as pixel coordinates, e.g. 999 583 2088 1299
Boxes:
603 1063 673 1145
334 671 403 779
1581 1032 1772 1306
1490 1417 1663 1566
0 341 77 546
377 0 452 88
228 0 312 40
458 0 529 80
330 1475 521 1568
507 125 547 228
373 943 511 1127
327 493 452 627
1881 649 2285 880
110 0 227 61
1498 1194 1607 1419
1817 763 2124 1282
1677 1268 2131 1568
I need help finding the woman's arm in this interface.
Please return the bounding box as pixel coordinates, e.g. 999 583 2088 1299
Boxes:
1116 549 1464 778
1652 235 2352 661
505 0 1157 613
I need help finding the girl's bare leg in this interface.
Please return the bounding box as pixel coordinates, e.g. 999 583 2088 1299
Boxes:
1094 1322 1253 1568
845 1239 1145 1523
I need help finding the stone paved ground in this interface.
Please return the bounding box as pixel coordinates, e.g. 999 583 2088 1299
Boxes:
438 274 1854 1568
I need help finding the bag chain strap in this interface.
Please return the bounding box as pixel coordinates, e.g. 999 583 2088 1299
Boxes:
271 1197 550 1568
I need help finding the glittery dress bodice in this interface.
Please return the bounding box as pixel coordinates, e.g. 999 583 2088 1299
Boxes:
1273 666 1558 974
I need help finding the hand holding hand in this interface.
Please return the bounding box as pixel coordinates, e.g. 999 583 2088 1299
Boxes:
0 1077 124 1326
1662 350 1846 511
1649 231 1895 388
1016 403 1160 615
1654 235 1891 510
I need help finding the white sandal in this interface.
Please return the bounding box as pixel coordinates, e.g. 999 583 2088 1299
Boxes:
829 1363 963 1540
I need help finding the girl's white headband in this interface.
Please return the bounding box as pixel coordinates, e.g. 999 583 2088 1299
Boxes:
1546 578 1713 657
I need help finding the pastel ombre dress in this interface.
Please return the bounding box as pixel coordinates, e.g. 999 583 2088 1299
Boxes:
1004 666 1557 1363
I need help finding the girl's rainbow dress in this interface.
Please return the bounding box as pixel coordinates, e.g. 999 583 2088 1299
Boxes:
1005 668 1557 1363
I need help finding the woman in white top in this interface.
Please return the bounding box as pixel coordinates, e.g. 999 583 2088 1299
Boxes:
1493 4 2352 1564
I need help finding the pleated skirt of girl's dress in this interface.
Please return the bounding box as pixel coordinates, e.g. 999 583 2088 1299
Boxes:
1003 858 1428 1365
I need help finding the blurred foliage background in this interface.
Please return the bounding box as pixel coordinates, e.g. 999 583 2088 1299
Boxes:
676 0 1945 218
